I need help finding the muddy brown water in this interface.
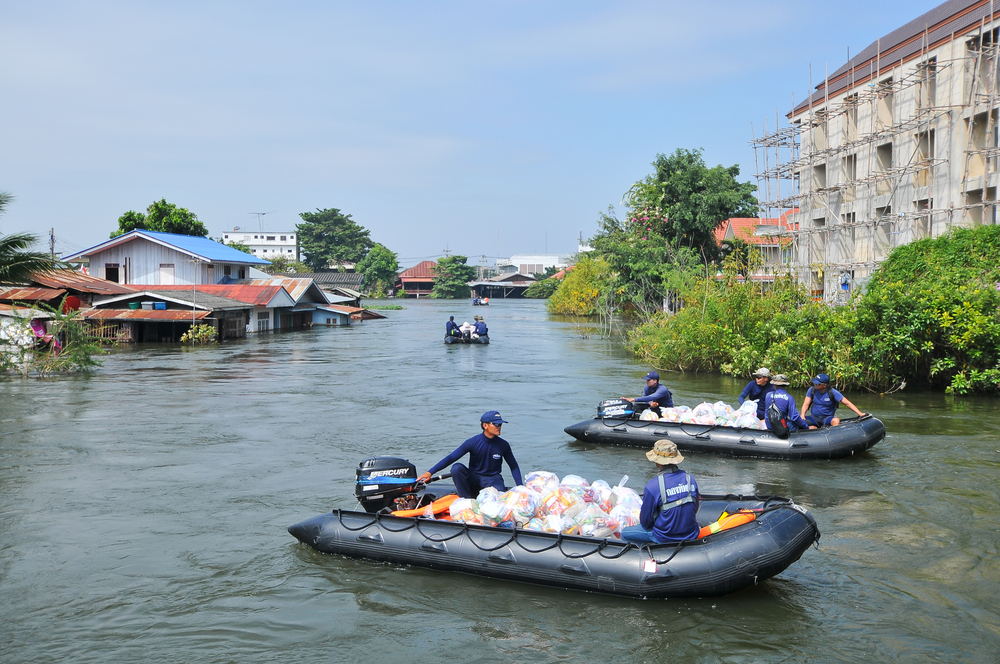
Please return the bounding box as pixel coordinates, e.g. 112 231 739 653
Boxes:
1 299 998 662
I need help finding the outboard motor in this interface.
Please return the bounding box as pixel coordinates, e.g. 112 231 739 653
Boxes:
597 398 635 419
355 456 418 513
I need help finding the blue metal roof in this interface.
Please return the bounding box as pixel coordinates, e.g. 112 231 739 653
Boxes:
64 230 270 265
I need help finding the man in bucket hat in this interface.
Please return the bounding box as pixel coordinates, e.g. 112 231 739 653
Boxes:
763 374 813 435
418 410 522 499
620 440 701 544
738 367 775 422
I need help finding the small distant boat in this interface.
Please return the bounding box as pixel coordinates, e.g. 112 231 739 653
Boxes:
472 298 489 306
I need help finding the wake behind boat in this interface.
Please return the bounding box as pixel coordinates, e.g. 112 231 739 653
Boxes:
287 455 820 599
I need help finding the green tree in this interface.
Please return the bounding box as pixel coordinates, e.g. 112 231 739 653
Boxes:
356 243 399 297
297 207 374 270
524 277 561 298
0 192 57 285
110 199 208 238
431 255 476 298
624 148 757 258
263 255 311 274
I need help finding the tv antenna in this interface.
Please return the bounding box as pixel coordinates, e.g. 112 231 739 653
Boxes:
249 211 276 233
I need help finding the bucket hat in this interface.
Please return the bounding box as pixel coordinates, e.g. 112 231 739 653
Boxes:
646 439 685 465
771 374 790 386
753 367 771 378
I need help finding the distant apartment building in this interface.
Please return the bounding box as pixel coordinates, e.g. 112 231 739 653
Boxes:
754 0 1000 301
223 230 299 261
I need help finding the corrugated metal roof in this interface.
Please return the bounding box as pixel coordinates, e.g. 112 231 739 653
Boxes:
30 269 137 295
233 278 327 303
0 303 53 318
0 287 67 301
486 273 536 282
398 261 437 279
62 230 271 265
143 284 288 306
83 309 212 321
278 271 365 286
94 290 248 311
792 0 998 116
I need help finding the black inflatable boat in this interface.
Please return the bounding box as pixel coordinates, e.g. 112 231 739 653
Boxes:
287 456 820 599
564 400 885 460
444 334 489 344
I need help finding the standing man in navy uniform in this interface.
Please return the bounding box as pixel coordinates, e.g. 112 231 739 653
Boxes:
620 440 700 544
418 411 523 499
622 370 673 409
739 367 775 421
800 373 866 427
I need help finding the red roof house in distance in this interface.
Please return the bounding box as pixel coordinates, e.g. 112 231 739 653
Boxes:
714 210 799 281
395 260 436 297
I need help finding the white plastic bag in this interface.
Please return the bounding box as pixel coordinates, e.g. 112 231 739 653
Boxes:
449 498 483 524
524 470 559 494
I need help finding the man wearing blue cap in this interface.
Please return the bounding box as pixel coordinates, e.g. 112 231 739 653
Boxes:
417 411 523 498
800 373 866 427
622 370 673 409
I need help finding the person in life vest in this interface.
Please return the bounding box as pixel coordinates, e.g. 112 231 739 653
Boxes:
800 372 866 427
445 316 462 339
620 440 701 544
739 367 775 421
763 374 815 432
622 370 673 410
417 410 523 499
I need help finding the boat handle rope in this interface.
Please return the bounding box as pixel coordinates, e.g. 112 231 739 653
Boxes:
414 518 472 543
647 539 687 565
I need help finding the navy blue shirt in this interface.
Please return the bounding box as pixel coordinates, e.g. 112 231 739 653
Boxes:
446 320 460 335
635 382 673 407
763 389 810 431
739 380 775 420
638 468 700 543
428 433 523 486
805 386 843 419
474 321 488 335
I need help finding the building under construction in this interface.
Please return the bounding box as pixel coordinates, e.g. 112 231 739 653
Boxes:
753 0 1000 301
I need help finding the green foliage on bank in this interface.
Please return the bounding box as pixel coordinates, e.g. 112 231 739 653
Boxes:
628 225 1000 395
548 255 608 315
524 277 561 299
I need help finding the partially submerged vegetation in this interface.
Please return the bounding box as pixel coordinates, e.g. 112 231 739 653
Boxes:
0 303 104 378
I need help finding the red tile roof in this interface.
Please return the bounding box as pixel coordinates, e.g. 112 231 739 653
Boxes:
715 209 799 246
398 260 437 280
147 284 286 306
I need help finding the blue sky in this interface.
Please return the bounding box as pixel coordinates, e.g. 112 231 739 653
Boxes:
0 0 944 267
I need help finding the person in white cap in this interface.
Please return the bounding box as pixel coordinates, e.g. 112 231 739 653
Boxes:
620 440 701 544
739 367 775 421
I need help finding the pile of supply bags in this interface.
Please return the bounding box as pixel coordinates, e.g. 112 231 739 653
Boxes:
638 399 766 429
448 471 644 539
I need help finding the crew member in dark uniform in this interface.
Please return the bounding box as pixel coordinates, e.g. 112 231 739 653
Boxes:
622 370 673 409
445 315 462 339
739 367 775 421
418 411 522 499
763 374 813 433
800 372 866 427
620 440 700 544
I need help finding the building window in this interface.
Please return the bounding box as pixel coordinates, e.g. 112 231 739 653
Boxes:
280 236 286 241
224 234 229 239
105 263 120 283
288 249 293 253
266 236 276 241
159 263 175 285
224 265 231 277
238 267 246 279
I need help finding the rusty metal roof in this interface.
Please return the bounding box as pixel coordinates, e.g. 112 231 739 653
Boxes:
30 269 137 295
277 271 365 286
0 287 67 302
82 309 212 321
234 278 328 304
398 261 437 280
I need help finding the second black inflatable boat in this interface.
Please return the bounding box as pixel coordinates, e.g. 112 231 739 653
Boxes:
564 409 885 460
287 456 821 599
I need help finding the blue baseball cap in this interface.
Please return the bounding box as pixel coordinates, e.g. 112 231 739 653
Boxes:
480 410 508 425
643 371 659 381
811 373 831 385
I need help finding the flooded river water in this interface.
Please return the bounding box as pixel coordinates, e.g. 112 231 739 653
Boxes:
1 299 999 662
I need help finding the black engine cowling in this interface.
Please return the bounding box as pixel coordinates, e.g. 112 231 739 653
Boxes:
355 456 418 513
598 398 636 419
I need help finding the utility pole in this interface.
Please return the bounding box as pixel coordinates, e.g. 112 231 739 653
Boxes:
443 244 451 258
49 228 55 259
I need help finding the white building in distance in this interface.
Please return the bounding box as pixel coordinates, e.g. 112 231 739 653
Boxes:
223 230 299 261
496 254 570 275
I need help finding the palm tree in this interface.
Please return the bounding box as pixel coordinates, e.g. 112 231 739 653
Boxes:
0 192 57 285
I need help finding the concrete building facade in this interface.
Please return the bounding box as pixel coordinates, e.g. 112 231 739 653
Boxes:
755 0 1000 302
222 230 299 261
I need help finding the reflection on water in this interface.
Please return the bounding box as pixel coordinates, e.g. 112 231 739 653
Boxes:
1 299 999 662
